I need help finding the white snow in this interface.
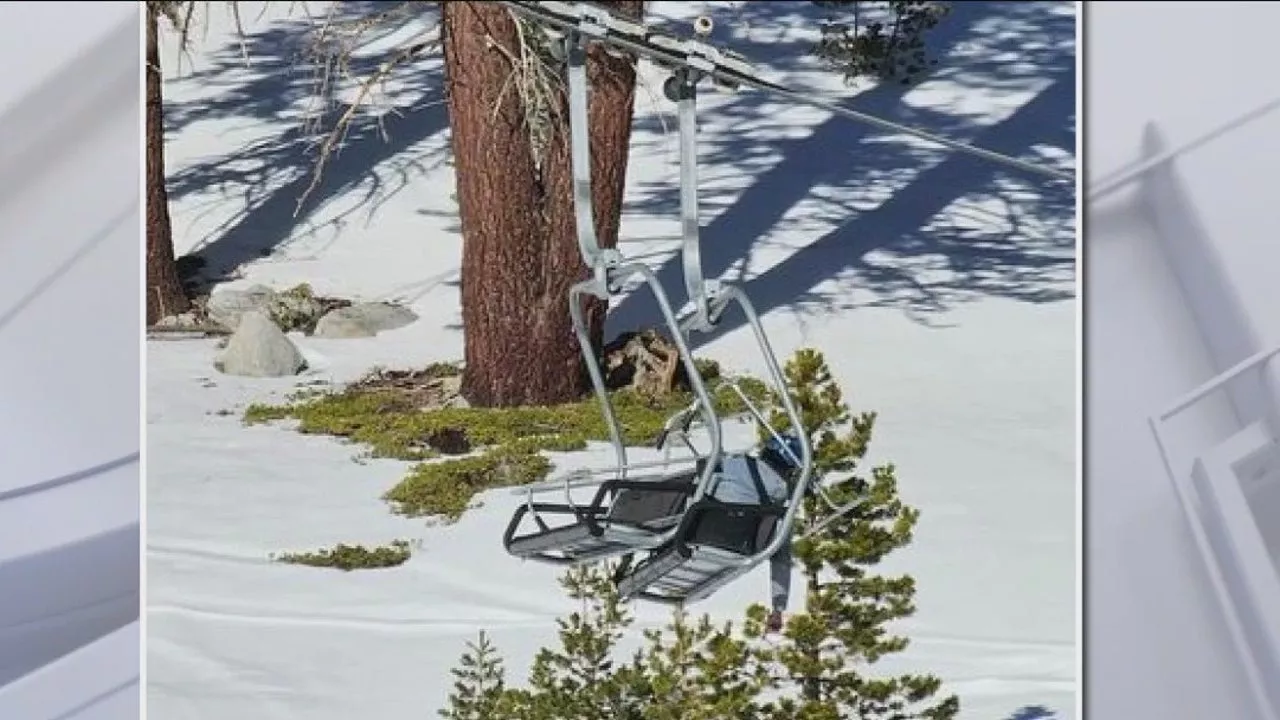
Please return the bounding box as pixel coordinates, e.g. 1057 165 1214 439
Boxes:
147 3 1077 719
0 623 140 720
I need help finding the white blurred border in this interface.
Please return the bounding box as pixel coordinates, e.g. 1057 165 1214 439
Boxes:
0 3 142 719
1087 3 1280 719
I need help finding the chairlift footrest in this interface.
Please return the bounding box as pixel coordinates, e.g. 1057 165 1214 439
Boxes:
615 544 742 604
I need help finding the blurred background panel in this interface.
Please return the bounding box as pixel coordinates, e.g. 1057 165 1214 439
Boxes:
1087 3 1280 720
0 2 142 719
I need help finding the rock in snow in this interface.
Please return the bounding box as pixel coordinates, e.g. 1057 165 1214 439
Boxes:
206 284 327 333
205 284 276 331
312 302 418 339
214 310 307 377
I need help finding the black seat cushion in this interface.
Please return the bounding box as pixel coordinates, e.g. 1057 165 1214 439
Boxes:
685 502 778 555
609 483 693 527
605 459 709 528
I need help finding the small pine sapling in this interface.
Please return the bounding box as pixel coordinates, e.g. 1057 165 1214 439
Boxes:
441 566 642 720
755 348 959 719
509 564 645 719
628 609 770 720
439 631 509 720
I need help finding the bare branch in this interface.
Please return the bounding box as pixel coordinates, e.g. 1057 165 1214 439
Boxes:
152 1 268 75
294 5 442 215
229 1 251 67
486 9 569 173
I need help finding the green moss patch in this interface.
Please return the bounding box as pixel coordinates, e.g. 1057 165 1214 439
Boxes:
272 540 412 571
244 360 773 522
387 447 554 519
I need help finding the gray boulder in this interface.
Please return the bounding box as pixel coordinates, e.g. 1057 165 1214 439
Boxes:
205 284 276 331
214 310 307 377
313 302 418 339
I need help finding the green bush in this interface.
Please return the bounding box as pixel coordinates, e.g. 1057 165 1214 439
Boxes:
272 540 412 571
387 447 552 520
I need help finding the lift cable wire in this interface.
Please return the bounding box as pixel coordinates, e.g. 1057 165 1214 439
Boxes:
499 0 1075 185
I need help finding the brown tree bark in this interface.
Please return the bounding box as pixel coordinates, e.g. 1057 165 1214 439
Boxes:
145 5 190 326
443 1 643 408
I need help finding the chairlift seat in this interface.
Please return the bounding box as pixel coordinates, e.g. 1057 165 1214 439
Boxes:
616 453 790 603
502 459 710 566
615 496 784 605
684 499 780 555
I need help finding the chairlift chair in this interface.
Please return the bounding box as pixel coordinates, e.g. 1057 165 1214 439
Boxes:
500 2 865 603
593 7 861 604
502 457 710 565
501 26 727 568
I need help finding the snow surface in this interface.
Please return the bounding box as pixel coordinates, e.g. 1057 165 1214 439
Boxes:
0 623 140 720
147 3 1077 719
0 2 137 122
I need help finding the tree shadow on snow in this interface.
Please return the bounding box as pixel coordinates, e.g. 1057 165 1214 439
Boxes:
1001 704 1058 720
608 0 1076 341
161 2 448 287
161 1 1075 328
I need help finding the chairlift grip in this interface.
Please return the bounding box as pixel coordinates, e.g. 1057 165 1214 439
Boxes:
672 68 715 334
564 32 617 278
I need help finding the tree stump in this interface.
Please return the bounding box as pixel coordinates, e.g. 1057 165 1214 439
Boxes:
601 329 689 397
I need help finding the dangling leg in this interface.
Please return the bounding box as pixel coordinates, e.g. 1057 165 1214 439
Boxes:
766 529 792 633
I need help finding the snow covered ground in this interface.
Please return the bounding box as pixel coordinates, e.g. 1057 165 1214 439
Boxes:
146 3 1077 719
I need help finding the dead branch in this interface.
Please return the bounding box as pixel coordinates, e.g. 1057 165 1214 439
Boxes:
294 2 441 215
151 1 284 75
147 324 234 339
486 9 568 173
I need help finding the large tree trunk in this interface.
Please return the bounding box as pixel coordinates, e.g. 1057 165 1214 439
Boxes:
443 1 642 408
145 6 190 326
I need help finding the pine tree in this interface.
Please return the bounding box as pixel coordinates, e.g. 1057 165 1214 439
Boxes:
755 349 959 719
439 631 508 720
629 610 768 720
441 348 959 718
145 1 193 325
444 564 648 720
